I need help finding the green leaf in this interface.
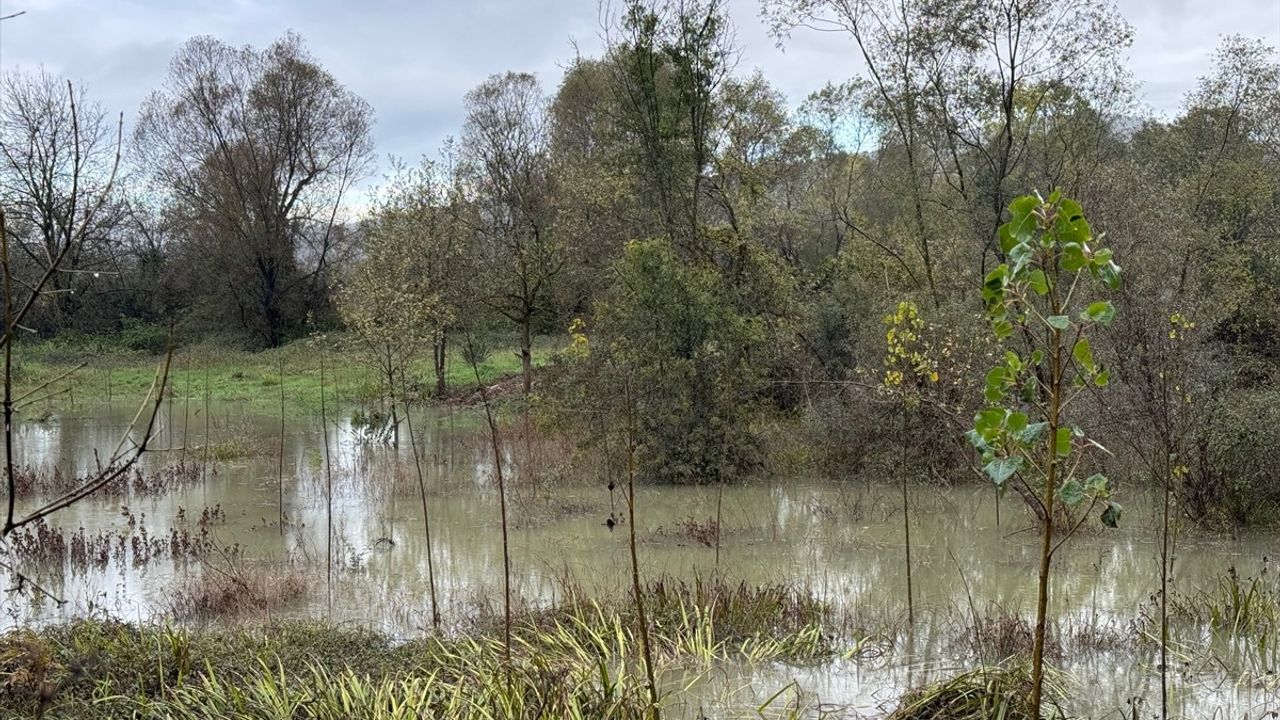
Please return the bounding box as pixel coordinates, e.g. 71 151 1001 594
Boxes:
1006 412 1028 435
1062 243 1087 272
984 265 1008 294
1094 369 1110 387
1027 270 1049 296
974 409 1005 439
1008 242 1034 274
964 429 989 452
1081 301 1116 326
1073 338 1095 373
1058 211 1091 246
998 223 1018 256
1094 260 1122 289
1016 421 1048 444
1046 315 1071 331
1058 478 1084 506
1084 473 1109 495
992 318 1014 340
984 456 1022 488
1100 500 1122 528
984 367 1007 402
1055 427 1072 457
1019 376 1038 403
1009 195 1039 220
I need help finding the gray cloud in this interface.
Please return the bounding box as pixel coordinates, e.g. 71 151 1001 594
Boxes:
2 0 1276 181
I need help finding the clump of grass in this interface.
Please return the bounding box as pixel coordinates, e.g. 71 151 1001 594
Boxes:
168 563 311 620
521 577 839 664
1203 566 1280 635
888 663 1064 720
644 577 833 660
0 614 660 719
0 578 837 718
134 632 657 720
1162 565 1280 637
654 516 720 547
9 461 205 497
956 605 1058 663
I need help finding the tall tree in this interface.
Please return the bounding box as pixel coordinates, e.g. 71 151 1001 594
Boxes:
605 0 738 254
344 155 470 400
766 0 1134 284
461 72 561 394
135 32 374 346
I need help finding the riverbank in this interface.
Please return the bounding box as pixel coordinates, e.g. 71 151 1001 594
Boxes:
11 333 559 414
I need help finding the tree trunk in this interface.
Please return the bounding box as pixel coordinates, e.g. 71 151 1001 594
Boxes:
1030 310 1065 719
520 317 532 395
434 333 448 399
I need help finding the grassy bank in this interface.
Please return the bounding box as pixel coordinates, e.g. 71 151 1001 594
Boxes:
11 333 560 413
0 579 839 719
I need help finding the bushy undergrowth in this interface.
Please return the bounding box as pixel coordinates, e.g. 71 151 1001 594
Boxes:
1181 389 1280 527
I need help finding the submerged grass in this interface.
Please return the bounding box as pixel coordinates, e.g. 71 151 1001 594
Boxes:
0 577 842 719
888 663 1064 720
0 618 658 719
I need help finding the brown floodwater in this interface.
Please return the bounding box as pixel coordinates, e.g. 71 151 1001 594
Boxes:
2 399 1277 718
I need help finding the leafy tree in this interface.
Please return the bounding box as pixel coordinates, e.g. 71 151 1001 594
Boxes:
341 156 467 428
589 236 767 483
881 299 939 623
605 0 737 254
966 191 1121 716
548 57 638 319
460 72 562 394
766 0 1134 285
1136 36 1280 358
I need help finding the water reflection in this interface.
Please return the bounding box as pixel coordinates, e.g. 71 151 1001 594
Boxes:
1 400 1275 717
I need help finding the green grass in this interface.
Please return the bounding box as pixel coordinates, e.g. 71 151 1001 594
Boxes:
11 333 561 413
0 578 841 719
887 663 1064 720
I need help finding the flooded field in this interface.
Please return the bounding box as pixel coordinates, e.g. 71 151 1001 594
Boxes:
3 399 1277 718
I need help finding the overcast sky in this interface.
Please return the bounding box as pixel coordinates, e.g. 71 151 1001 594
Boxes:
2 0 1277 180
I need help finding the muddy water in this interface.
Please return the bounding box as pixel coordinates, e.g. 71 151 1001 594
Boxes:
3 400 1277 718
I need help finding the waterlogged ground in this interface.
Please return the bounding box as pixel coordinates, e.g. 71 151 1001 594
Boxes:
3 398 1278 718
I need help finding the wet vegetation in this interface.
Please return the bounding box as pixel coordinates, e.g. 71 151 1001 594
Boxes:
0 0 1275 717
0 579 841 719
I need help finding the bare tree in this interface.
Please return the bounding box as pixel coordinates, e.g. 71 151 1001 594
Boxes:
135 32 374 346
0 81 170 603
0 70 126 331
